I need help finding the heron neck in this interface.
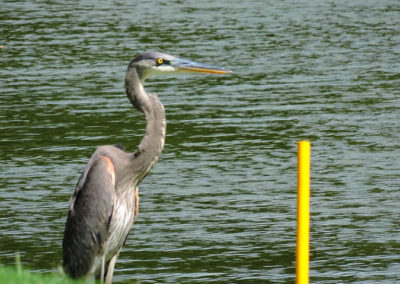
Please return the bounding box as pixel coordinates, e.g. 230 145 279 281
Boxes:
125 68 166 186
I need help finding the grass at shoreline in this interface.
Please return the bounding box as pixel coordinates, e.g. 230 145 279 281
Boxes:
0 265 88 284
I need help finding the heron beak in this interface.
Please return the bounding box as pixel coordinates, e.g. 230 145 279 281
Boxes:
171 58 231 74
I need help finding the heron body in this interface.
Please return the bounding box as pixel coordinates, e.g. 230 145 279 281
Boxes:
62 52 229 283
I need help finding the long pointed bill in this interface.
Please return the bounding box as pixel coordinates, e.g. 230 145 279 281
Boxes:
171 58 231 74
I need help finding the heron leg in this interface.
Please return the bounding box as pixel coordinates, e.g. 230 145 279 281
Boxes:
100 256 105 283
105 252 119 284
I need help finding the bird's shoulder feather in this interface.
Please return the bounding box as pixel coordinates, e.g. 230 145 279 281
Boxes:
62 153 116 278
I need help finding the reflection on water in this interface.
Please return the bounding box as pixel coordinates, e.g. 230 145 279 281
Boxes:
1 0 399 283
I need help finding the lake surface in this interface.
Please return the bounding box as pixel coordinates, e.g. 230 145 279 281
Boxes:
1 0 399 283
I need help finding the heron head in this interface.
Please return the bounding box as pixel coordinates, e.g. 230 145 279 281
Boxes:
129 51 230 81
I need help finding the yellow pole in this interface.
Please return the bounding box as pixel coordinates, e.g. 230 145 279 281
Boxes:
297 140 310 284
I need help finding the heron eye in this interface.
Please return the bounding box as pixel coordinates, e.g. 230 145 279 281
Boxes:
156 58 164 65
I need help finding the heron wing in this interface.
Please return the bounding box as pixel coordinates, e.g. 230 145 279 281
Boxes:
62 154 116 278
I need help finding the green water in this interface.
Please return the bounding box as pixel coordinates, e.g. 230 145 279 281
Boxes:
1 1 399 283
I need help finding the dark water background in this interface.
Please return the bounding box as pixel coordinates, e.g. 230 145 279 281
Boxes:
1 0 400 283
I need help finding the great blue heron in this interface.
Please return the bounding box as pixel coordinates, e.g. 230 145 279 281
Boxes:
62 52 229 283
